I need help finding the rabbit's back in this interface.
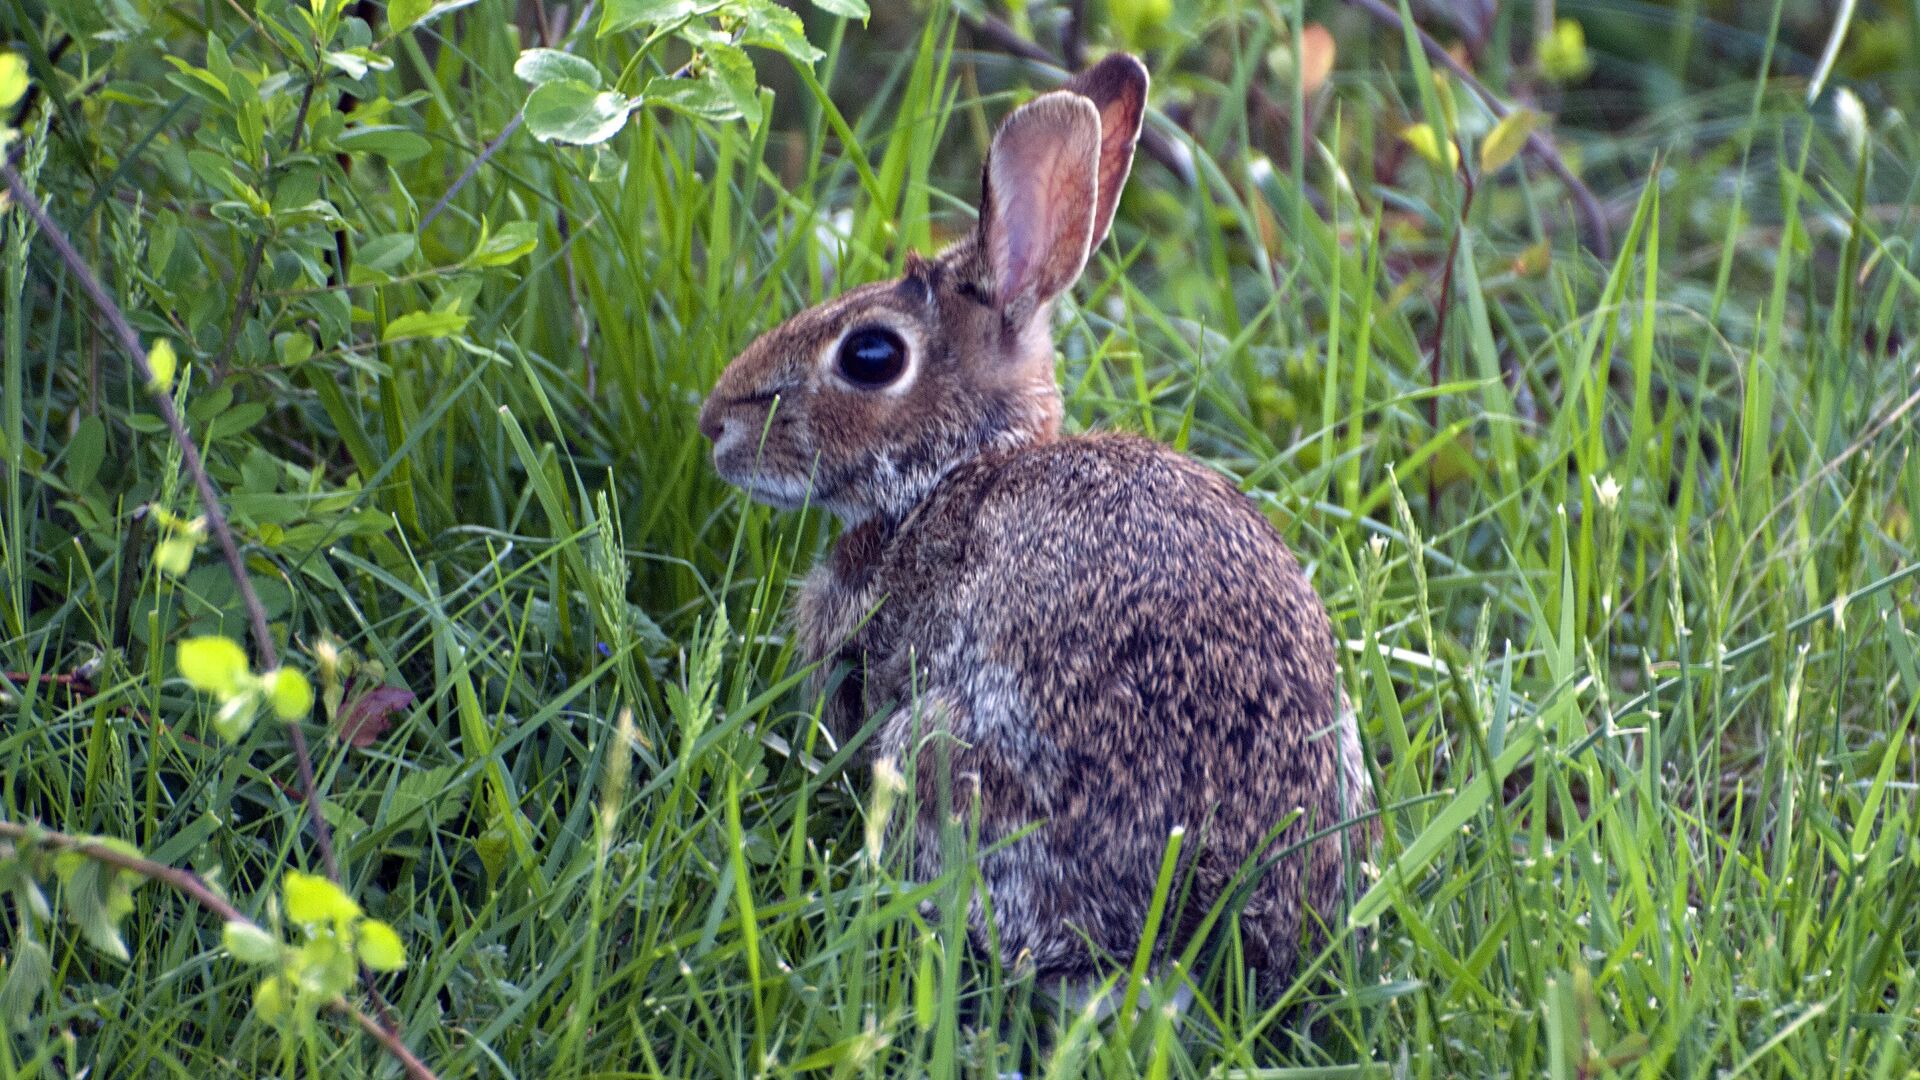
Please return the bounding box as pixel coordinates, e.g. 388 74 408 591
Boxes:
817 433 1359 980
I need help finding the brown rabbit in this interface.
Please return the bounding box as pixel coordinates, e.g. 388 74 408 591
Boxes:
699 54 1371 993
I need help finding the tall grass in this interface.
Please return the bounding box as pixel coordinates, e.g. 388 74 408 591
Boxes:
3 0 1918 1075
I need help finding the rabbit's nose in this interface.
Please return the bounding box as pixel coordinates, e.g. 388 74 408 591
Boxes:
698 398 727 444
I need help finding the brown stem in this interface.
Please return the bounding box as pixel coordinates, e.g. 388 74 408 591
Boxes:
0 819 247 921
0 820 441 1080
339 1001 441 1080
555 208 595 395
1 161 339 884
1426 144 1476 515
420 0 596 231
958 10 1195 185
1341 0 1612 257
1062 0 1088 71
419 113 523 231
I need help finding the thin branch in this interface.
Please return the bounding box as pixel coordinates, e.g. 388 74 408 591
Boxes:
1427 145 1477 514
2 161 339 884
957 11 1195 185
420 113 522 231
1061 0 1088 71
962 10 1052 64
420 0 596 231
212 73 321 377
0 819 247 921
1341 0 1612 257
0 820 440 1080
339 1001 440 1080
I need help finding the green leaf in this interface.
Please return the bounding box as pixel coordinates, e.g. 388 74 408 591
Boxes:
390 763 470 827
475 816 514 885
253 974 289 1023
355 919 406 971
222 921 281 966
598 0 699 38
0 53 26 110
734 0 824 63
523 80 639 145
323 49 392 80
389 0 481 32
810 0 868 17
334 125 432 163
65 416 106 492
913 936 936 1028
469 220 539 267
514 48 598 88
161 57 230 103
284 870 360 929
276 332 316 367
382 309 471 342
703 42 762 126
52 845 143 962
356 232 417 273
267 668 315 720
0 939 51 1027
646 70 744 122
207 402 269 442
1478 109 1542 175
178 636 251 698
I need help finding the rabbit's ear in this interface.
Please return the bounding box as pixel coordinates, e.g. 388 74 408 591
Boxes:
1064 53 1149 251
977 91 1103 331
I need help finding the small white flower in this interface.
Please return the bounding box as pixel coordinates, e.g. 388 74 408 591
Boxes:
1593 473 1622 509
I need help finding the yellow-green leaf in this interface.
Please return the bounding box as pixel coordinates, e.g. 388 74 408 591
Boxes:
467 220 538 268
1479 109 1542 175
211 693 260 742
147 339 178 393
355 918 406 971
178 636 250 698
254 974 289 1023
1400 123 1459 171
222 921 281 966
284 870 360 928
267 668 315 720
1108 0 1172 49
1539 18 1593 83
0 53 26 110
382 309 470 343
913 936 936 1029
154 536 196 577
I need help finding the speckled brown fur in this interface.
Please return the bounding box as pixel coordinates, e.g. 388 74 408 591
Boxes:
699 54 1372 987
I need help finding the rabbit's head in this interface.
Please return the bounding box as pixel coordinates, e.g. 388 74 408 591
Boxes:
699 55 1148 525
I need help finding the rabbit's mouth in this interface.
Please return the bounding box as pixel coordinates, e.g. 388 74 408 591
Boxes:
722 467 817 513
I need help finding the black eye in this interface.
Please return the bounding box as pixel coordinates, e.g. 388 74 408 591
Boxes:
836 325 909 387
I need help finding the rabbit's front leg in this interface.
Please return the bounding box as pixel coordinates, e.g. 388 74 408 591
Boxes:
873 687 1092 979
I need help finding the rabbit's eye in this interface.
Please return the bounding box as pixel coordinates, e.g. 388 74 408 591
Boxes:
837 325 908 387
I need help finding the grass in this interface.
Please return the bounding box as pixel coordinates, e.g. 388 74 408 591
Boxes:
3 0 1919 1075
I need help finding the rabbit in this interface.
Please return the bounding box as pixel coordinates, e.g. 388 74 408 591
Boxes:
698 53 1372 995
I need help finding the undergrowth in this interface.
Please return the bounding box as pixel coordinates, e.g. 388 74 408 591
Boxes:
2 0 1918 1075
